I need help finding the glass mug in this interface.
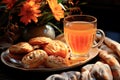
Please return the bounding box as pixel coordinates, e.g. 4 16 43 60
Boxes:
64 15 105 61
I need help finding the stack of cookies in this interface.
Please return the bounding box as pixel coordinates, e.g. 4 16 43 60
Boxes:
8 37 70 68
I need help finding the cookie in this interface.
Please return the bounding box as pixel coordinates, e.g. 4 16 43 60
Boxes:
45 55 68 68
44 40 68 58
28 37 53 46
9 42 34 55
22 49 48 68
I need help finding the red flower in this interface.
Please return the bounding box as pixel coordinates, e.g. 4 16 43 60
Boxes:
2 0 17 9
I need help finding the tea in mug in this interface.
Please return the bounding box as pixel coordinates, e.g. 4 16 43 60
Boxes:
64 21 96 57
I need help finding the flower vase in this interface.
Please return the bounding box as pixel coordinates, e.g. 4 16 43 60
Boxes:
23 24 55 41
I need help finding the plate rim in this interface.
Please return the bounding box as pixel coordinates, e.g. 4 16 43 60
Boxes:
0 48 99 72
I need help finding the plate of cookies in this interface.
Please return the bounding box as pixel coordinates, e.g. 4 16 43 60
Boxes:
1 36 99 72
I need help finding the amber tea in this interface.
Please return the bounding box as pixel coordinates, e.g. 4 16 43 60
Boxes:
64 15 105 61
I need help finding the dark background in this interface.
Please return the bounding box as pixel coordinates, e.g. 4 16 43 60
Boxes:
80 0 120 42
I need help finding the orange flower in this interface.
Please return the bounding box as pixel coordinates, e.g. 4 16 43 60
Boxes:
19 1 41 25
47 0 64 21
26 0 42 3
2 0 17 9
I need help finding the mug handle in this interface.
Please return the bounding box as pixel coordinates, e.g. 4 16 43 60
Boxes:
92 29 105 48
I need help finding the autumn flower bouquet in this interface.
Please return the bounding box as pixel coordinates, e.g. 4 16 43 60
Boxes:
0 0 65 26
0 0 82 42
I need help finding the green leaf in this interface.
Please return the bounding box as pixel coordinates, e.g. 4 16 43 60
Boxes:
58 0 62 3
48 22 63 34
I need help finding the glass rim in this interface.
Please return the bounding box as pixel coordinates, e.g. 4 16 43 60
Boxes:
64 15 97 23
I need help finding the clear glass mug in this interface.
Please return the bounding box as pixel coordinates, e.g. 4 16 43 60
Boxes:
63 15 105 61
